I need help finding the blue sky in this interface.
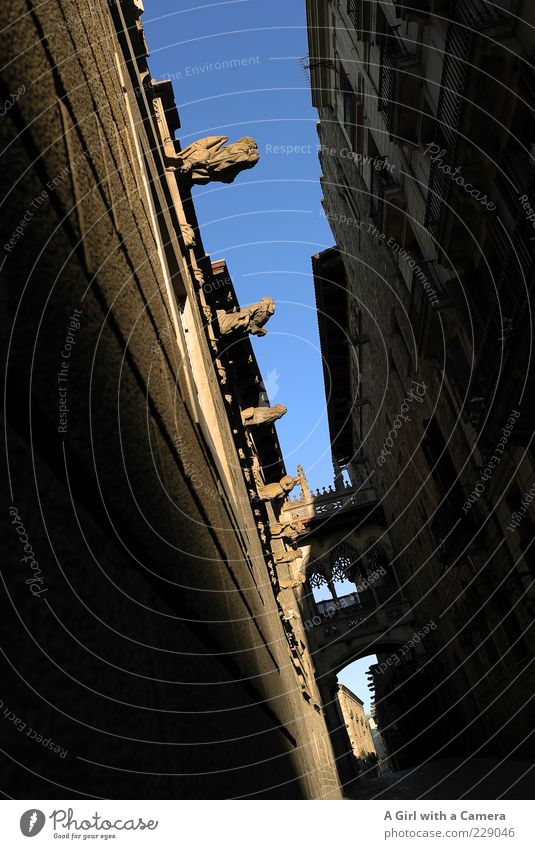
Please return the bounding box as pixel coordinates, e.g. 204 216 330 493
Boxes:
143 0 335 491
337 655 377 714
143 0 375 706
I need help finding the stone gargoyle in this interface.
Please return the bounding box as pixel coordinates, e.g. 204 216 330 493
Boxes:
216 297 275 337
256 474 299 502
270 519 306 542
167 135 259 185
241 404 287 427
274 548 303 565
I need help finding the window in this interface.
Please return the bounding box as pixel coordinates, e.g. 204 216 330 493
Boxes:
340 66 357 148
338 174 360 221
347 0 360 29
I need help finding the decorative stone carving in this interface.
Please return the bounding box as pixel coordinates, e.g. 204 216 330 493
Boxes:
270 519 306 541
216 297 275 337
181 222 196 247
282 608 300 622
167 136 259 185
284 464 310 504
274 548 302 565
241 404 287 427
257 522 267 544
278 572 307 590
256 474 299 501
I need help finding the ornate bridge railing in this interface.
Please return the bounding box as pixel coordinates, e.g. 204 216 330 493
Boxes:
304 600 414 642
281 483 377 522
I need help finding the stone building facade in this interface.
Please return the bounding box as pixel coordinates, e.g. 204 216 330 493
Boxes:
367 706 391 774
1 0 342 799
337 684 377 768
306 0 535 768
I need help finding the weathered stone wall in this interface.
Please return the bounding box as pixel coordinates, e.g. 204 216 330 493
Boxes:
0 0 341 798
316 109 535 760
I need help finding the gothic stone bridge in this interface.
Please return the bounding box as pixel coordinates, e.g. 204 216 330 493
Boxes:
277 470 420 789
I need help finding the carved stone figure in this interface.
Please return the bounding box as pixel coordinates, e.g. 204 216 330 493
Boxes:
278 573 307 590
167 136 259 185
282 607 300 621
181 222 196 247
256 474 299 501
216 297 275 337
241 404 287 427
270 519 306 541
274 548 303 565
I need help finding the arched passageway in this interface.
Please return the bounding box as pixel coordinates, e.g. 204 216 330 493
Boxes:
336 656 386 781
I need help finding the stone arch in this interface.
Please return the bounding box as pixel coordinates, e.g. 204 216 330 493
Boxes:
312 618 418 683
313 634 418 791
328 637 416 679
